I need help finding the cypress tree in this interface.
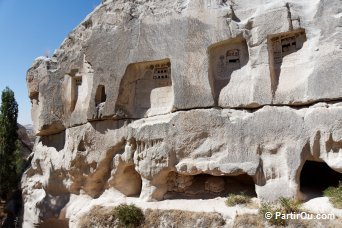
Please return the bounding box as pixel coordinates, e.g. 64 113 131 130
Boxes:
0 87 21 199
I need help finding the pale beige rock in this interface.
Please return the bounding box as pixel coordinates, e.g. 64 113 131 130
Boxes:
26 0 342 134
17 124 34 159
22 0 342 227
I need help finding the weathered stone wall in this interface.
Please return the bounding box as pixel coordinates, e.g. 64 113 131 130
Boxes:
22 0 342 226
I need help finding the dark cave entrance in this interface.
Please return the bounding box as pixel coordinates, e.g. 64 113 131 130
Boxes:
164 173 256 200
300 160 342 199
95 85 106 106
39 219 69 228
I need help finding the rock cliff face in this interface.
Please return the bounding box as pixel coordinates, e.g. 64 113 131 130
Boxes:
18 124 34 159
22 0 342 226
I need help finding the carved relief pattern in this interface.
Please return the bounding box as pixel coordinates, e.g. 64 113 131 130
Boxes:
152 62 171 79
271 31 306 67
216 49 241 80
134 61 173 116
75 76 82 86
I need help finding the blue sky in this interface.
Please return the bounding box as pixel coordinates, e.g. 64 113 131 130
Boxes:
0 0 100 125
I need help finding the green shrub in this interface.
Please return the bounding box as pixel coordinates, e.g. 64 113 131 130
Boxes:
324 182 342 209
115 204 144 227
225 192 251 206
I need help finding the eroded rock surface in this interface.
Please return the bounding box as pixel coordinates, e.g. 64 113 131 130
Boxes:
22 0 342 226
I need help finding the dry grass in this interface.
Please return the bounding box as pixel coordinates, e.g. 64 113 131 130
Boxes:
142 209 225 228
259 197 302 226
78 205 118 228
233 214 264 228
78 199 340 228
235 199 341 228
233 213 342 228
80 207 225 228
287 217 342 228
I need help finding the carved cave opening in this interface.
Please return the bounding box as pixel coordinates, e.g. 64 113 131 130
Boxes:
115 59 173 119
30 91 40 105
164 172 256 200
300 160 342 199
77 140 86 152
268 29 307 95
38 219 69 228
95 85 106 106
69 70 83 113
208 38 249 105
93 85 107 119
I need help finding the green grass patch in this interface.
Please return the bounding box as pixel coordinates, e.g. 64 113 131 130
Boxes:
279 197 301 213
115 204 144 227
225 192 252 206
324 182 342 209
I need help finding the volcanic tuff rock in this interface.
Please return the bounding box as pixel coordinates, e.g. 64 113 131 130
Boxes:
23 0 342 227
17 124 34 159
